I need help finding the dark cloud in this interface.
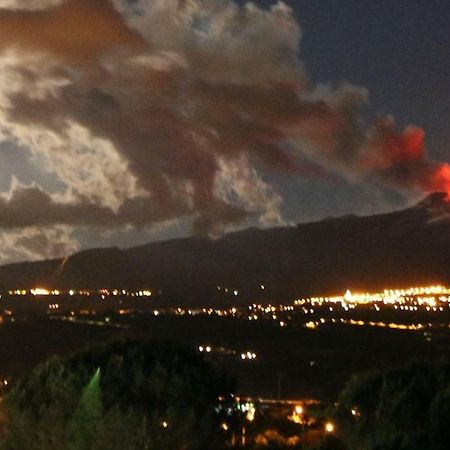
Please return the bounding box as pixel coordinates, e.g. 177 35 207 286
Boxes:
0 0 146 64
0 183 179 228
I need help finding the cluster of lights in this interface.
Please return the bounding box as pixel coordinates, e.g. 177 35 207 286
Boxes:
216 286 239 296
289 405 304 424
5 284 450 311
216 396 338 442
198 345 212 353
303 317 447 332
30 288 59 296
7 288 154 298
237 401 256 422
240 352 257 360
295 285 450 309
99 289 153 297
201 307 241 317
340 318 424 331
170 304 290 320
198 345 256 361
288 403 335 434
4 284 449 336
216 283 267 297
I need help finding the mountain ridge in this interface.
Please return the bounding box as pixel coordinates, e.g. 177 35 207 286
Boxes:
0 193 449 305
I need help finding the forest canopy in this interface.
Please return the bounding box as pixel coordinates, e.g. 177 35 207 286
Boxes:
335 361 450 450
0 339 234 450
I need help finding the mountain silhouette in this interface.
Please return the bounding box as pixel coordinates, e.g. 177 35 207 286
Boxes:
0 193 449 306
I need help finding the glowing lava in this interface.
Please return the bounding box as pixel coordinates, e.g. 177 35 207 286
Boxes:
431 164 450 201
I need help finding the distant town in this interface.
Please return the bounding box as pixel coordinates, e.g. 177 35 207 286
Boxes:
2 283 449 332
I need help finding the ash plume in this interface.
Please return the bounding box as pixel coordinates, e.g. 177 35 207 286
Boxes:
0 0 448 252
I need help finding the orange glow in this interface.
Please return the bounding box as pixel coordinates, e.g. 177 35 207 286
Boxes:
0 0 147 65
431 164 450 200
387 126 425 163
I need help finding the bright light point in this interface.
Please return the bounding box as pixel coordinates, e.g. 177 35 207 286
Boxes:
198 346 204 352
161 421 168 428
205 346 212 353
325 422 335 433
295 405 303 415
221 423 229 431
31 288 50 296
246 405 256 422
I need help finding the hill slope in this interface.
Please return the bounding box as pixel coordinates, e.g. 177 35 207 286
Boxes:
0 193 449 305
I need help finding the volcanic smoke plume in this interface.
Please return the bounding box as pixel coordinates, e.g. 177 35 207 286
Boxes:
0 0 448 249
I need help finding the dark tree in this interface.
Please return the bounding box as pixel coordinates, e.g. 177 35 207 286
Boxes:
0 339 234 450
334 361 450 450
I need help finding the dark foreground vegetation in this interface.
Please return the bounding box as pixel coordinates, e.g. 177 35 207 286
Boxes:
0 340 234 450
0 339 448 450
2 313 447 401
335 361 450 450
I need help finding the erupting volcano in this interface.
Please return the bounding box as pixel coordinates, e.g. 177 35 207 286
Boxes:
375 122 450 203
431 165 450 201
417 191 450 209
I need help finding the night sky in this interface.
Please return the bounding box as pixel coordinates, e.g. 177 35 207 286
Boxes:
0 0 449 264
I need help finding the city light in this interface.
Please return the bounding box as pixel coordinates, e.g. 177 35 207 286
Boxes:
3 283 449 336
289 405 304 424
295 285 450 308
240 352 257 360
30 288 50 296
